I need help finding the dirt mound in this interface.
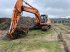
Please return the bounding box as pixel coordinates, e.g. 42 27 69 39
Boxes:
0 20 11 30
0 18 10 23
0 17 35 39
0 17 35 30
18 16 35 26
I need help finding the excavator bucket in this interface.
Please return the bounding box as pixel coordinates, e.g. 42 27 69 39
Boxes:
7 25 29 39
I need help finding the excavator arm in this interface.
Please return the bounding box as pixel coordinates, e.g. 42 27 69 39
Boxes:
22 6 40 24
8 0 40 38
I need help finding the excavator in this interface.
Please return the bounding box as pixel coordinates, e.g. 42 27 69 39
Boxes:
7 0 52 39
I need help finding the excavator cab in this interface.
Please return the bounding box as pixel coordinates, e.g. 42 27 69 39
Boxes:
40 15 48 23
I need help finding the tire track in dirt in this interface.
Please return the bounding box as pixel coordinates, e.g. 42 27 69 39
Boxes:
53 24 70 52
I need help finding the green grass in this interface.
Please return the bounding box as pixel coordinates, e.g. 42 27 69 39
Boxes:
0 40 62 52
0 29 62 52
29 30 52 35
28 29 54 36
64 26 70 30
31 41 61 52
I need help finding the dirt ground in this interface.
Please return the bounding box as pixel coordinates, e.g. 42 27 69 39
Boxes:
54 24 70 52
0 30 8 39
0 24 70 52
62 34 70 51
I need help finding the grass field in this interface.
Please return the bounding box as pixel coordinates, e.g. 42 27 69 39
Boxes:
0 29 62 52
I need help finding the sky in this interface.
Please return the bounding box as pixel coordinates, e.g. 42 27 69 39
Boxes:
0 0 70 18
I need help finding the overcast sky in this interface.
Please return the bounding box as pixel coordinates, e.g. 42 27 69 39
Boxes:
0 0 70 18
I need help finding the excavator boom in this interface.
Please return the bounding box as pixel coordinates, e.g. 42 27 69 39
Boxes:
8 0 40 38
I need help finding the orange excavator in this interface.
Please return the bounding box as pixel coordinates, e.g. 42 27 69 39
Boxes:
7 0 51 39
